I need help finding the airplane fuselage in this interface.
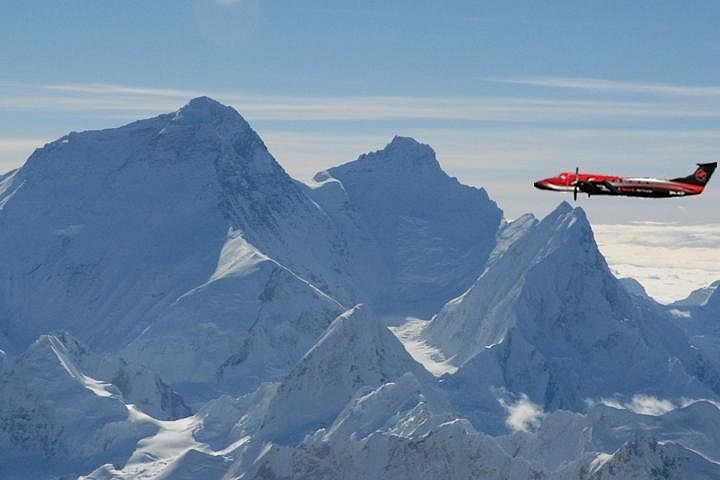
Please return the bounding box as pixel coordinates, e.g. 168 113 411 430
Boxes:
534 164 716 199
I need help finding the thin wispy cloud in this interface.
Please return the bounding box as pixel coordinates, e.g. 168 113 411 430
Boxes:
39 83 206 98
488 76 720 98
2 78 719 224
3 81 720 123
264 128 720 179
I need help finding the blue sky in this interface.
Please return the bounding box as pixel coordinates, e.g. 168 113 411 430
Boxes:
2 0 720 223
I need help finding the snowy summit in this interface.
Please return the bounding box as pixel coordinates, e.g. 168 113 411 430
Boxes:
1 98 719 479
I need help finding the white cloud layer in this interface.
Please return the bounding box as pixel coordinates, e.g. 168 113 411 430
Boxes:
594 223 720 303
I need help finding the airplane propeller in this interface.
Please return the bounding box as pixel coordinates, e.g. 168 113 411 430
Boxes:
573 167 579 201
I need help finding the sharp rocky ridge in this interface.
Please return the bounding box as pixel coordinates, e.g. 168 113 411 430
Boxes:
314 135 502 315
0 97 719 479
0 96 361 352
423 202 720 429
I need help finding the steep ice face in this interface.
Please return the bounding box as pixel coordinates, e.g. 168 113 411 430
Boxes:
322 372 451 442
316 136 503 315
486 213 538 268
424 202 720 428
424 202 601 363
580 436 720 479
0 97 359 353
250 419 521 480
0 98 250 350
669 280 720 378
12 332 190 420
105 361 191 421
300 176 389 305
123 233 344 405
252 304 441 444
618 277 653 301
0 334 157 479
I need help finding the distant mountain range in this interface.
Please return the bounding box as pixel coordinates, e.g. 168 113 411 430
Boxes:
1 98 719 479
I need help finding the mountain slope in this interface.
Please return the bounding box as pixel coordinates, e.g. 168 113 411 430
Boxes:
668 282 720 377
0 334 157 479
5 100 720 480
315 136 502 315
671 280 720 307
253 304 442 444
123 233 344 405
0 97 360 353
581 436 720 480
423 202 720 429
248 398 720 480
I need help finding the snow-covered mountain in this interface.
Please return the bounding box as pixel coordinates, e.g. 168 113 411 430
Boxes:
246 402 720 480
2 97 720 479
0 98 501 406
251 304 444 444
105 304 720 480
671 280 720 307
0 97 362 355
422 202 720 430
122 233 345 405
314 136 502 315
618 276 653 302
0 333 161 479
667 280 720 384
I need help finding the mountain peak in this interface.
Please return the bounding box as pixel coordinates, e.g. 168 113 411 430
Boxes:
555 200 573 214
316 136 501 315
545 200 583 223
422 201 614 367
174 96 241 124
187 95 222 107
335 136 439 173
386 135 430 151
377 135 439 168
256 304 434 443
539 202 592 245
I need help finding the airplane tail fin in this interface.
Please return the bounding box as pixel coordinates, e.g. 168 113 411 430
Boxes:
671 162 717 187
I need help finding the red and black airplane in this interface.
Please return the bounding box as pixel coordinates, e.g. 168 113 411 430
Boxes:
534 162 717 200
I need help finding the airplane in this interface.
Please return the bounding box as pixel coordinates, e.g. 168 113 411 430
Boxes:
534 162 717 200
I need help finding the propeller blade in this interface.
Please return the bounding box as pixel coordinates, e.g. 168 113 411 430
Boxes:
574 167 579 201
